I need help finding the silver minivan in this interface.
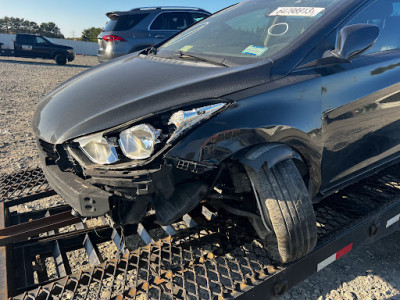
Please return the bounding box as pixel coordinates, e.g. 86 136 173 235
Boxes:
97 6 210 62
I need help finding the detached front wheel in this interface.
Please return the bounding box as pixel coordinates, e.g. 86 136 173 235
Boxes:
245 159 317 263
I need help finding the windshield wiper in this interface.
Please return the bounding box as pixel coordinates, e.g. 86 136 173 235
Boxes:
177 51 229 67
148 46 158 55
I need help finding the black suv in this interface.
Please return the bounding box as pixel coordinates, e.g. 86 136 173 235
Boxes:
14 34 74 65
97 6 210 62
34 0 400 263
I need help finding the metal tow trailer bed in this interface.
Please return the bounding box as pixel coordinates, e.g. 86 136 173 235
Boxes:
0 165 399 299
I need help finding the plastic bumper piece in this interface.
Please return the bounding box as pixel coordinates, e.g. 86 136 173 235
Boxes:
42 164 111 217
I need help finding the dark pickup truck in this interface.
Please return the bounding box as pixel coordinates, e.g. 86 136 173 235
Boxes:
0 33 74 65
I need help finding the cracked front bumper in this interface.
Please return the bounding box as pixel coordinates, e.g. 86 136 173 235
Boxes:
42 163 111 217
37 139 175 218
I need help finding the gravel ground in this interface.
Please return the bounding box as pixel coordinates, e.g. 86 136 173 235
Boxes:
0 55 399 299
0 55 94 174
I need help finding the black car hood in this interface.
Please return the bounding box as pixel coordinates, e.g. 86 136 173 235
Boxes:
33 53 272 144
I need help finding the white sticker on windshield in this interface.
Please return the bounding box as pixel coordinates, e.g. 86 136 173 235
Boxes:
180 45 193 52
242 45 268 56
269 7 325 17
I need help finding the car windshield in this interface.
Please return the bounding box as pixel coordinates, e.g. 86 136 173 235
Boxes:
157 0 341 66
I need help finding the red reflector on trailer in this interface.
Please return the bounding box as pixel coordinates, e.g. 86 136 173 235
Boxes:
336 243 353 259
317 243 353 271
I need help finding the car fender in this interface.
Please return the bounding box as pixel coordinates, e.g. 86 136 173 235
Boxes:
165 73 324 195
167 126 322 196
237 143 303 172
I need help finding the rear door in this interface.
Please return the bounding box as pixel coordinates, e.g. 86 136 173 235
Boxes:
320 0 400 191
149 12 191 43
14 35 35 57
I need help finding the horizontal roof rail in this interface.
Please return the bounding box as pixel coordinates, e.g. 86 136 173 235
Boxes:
106 6 210 18
130 6 209 12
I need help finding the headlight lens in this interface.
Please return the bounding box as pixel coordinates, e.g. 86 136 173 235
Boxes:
168 103 226 142
119 124 160 160
75 133 118 164
72 103 226 165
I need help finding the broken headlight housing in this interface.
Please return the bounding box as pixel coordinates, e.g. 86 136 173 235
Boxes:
73 103 227 165
167 103 226 142
74 132 118 165
119 124 160 160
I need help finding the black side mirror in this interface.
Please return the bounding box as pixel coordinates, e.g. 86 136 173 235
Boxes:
331 24 379 61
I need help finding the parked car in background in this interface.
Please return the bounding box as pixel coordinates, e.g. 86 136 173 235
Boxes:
0 33 74 65
34 0 400 264
97 6 210 62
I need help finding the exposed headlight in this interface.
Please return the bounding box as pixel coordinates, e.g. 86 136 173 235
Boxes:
74 133 118 164
72 103 226 165
168 103 226 142
119 124 160 160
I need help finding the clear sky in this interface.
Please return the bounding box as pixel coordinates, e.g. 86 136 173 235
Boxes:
1 0 240 38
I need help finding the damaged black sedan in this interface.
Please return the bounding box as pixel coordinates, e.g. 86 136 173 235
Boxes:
33 0 400 263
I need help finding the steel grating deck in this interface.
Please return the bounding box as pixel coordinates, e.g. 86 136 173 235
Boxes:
0 164 400 299
0 167 55 207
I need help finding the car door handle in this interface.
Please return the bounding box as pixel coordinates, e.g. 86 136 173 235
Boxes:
155 35 165 39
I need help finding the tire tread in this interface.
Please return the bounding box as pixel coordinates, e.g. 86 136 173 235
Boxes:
246 159 317 263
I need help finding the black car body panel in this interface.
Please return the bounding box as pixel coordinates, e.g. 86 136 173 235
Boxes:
166 71 324 193
319 51 400 192
33 0 400 230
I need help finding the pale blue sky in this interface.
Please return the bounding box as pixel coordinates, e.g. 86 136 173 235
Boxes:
1 0 239 38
